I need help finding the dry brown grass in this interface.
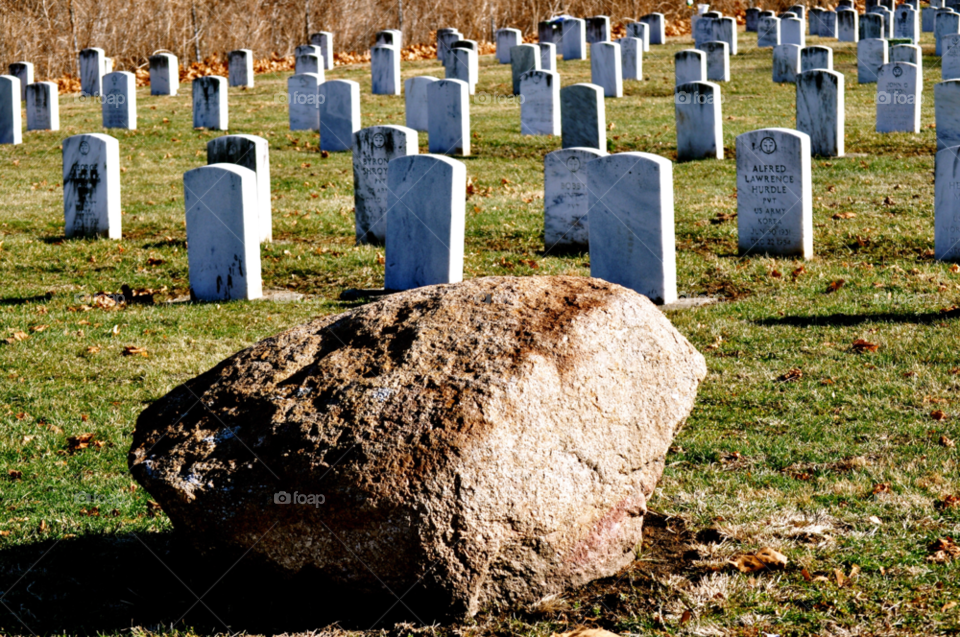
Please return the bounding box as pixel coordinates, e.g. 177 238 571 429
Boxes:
0 0 779 80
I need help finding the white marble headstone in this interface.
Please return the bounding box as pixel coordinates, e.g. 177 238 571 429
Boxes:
590 42 622 97
510 44 541 95
736 128 812 258
25 82 58 131
184 164 262 301
149 53 178 96
228 49 254 87
288 73 322 131
543 147 606 250
935 145 960 261
774 44 801 83
758 16 782 47
936 80 960 150
295 53 323 76
404 76 437 132
820 11 839 37
894 5 920 41
63 133 120 239
520 70 560 136
858 38 888 83
944 34 960 80
936 10 959 56
540 42 557 72
782 17 806 46
718 17 738 55
352 125 418 244
384 154 465 290
587 152 676 304
800 45 833 72
561 83 605 150
626 22 650 51
0 76 22 144
371 45 401 95
309 32 335 70
837 9 859 42
446 47 477 95
319 79 361 152
102 71 136 130
675 81 723 161
586 16 611 43
427 79 470 155
207 134 272 242
702 41 730 82
675 49 707 85
562 18 587 60
79 48 104 97
876 62 920 133
193 76 228 129
618 37 643 81
796 69 844 157
375 29 402 48
496 28 522 63
891 43 922 66
640 13 666 44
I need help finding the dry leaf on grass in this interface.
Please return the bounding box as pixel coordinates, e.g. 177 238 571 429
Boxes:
928 537 960 563
932 410 948 421
553 628 621 637
66 432 102 452
778 368 803 383
851 339 880 354
832 212 856 220
122 345 148 357
4 331 28 344
825 279 845 293
731 547 788 573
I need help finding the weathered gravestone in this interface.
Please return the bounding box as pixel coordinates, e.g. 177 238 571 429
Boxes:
404 76 436 132
759 16 781 47
295 53 323 76
746 7 761 32
63 133 120 239
207 135 272 242
0 76 21 144
782 17 806 46
936 80 960 149
539 20 561 43
427 79 470 156
694 16 719 48
375 29 402 48
946 35 960 82
540 42 557 71
675 49 707 85
511 44 540 95
587 153 677 304
371 45 400 95
385 155 465 290
789 4 806 18
619 37 643 81
586 16 611 43
923 6 936 32
438 30 462 67
102 71 136 130
543 147 606 250
935 145 960 261
591 42 622 97
296 44 323 63
496 28 521 63
936 10 959 55
891 43 921 66
451 40 480 82
718 17 738 54
8 62 32 100
894 5 920 41
801 45 833 72
858 38 888 83
838 9 859 42
867 7 892 38
193 76 228 129
25 82 58 131
184 164 263 301
796 69 844 157
736 128 812 259
79 47 104 97
774 44 802 83
353 125 418 244
820 11 838 37
520 70 560 136
676 81 723 161
809 7 823 35
626 22 650 51
288 73 322 131
228 49 254 88
640 13 666 44
703 41 730 81
876 61 920 133
561 84 605 150
309 31 335 70
447 47 477 95
149 53 178 96
563 18 587 60
319 79 361 152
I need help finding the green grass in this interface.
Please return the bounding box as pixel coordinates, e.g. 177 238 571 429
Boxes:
2 27 960 637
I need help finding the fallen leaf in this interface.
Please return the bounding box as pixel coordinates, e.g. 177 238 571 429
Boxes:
122 345 148 357
851 339 880 354
928 537 960 563
731 547 787 573
932 410 948 421
7 470 22 480
778 368 803 383
825 279 845 293
832 212 856 220
67 432 102 452
86 345 101 354
872 483 890 495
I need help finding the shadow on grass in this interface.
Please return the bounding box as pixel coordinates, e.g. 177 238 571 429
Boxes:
0 294 53 306
0 531 435 635
754 307 960 327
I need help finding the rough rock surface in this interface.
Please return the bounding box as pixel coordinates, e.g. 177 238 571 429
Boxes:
129 276 706 617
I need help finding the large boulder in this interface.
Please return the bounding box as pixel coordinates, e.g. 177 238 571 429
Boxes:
129 276 706 617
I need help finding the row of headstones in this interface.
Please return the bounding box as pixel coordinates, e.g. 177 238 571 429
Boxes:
770 40 923 85
755 5 923 46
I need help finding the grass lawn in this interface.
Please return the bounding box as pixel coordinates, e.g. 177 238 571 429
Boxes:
1 25 960 637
